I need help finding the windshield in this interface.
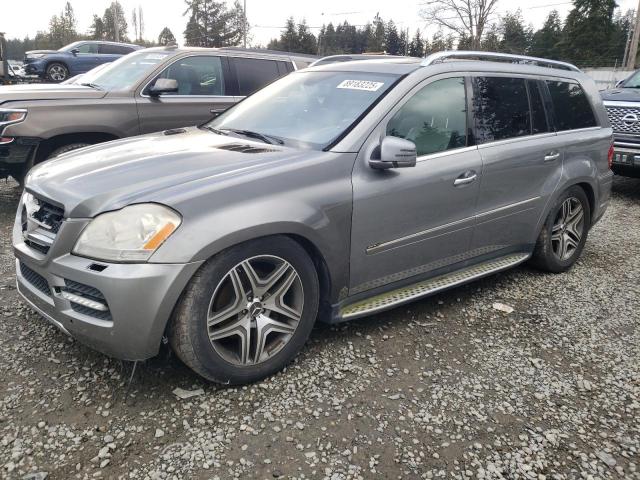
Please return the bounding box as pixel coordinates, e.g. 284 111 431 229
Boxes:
79 50 172 91
622 71 640 88
206 70 400 150
59 42 82 52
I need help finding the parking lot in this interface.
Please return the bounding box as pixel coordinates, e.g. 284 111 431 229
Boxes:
0 175 636 479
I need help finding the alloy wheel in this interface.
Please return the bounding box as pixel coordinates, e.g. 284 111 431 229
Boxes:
48 65 67 81
207 255 304 366
551 197 584 261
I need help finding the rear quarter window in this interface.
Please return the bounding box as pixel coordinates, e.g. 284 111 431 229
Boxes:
546 81 597 131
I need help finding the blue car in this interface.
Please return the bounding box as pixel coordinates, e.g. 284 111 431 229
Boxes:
23 41 142 82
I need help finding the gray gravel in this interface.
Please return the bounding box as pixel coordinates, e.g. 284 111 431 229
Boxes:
0 177 638 480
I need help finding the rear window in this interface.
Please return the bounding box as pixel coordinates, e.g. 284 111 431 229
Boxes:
472 76 531 143
100 44 134 55
232 57 282 96
546 81 597 131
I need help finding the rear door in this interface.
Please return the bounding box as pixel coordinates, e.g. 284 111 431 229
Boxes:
136 54 237 134
471 75 566 253
229 57 290 97
98 44 132 64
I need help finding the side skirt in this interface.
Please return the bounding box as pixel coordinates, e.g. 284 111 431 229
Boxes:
335 252 530 322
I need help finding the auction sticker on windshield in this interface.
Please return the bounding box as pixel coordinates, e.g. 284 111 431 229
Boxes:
337 79 385 91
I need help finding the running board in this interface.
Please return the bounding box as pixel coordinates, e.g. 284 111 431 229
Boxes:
339 253 530 320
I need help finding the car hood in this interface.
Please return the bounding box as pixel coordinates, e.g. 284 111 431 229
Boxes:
600 87 640 102
0 84 108 104
26 127 310 218
25 50 60 56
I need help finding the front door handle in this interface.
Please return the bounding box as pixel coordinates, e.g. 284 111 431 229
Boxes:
454 171 478 186
544 152 561 162
210 108 227 115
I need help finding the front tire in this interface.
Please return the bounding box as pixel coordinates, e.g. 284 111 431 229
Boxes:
46 62 69 82
530 186 591 273
169 236 320 384
48 143 90 159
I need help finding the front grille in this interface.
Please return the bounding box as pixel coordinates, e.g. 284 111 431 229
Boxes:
21 195 65 256
62 280 112 321
19 261 51 296
606 106 640 135
31 200 64 234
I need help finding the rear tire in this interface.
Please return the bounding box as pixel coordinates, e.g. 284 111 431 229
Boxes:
169 236 320 384
530 186 591 273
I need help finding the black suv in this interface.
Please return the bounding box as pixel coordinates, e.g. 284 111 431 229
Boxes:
602 70 640 177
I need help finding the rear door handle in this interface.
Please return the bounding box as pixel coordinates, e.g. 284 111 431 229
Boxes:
453 171 478 186
544 152 561 162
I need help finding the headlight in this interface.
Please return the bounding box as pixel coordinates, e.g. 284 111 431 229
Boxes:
27 54 45 59
0 109 27 127
73 204 181 262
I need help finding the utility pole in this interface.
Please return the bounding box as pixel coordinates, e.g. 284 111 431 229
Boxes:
627 0 640 70
243 0 247 48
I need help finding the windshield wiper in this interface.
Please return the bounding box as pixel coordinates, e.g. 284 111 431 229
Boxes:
203 126 230 136
223 129 284 145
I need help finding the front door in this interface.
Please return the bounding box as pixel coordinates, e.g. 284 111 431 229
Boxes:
136 55 237 134
349 76 483 296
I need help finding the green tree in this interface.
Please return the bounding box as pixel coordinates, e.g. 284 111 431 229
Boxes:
103 1 128 42
560 0 617 65
89 14 106 40
530 10 563 58
499 10 531 54
385 20 401 54
158 27 176 46
369 14 386 52
183 0 246 47
408 30 425 57
457 34 473 50
481 23 501 51
48 2 78 48
431 30 447 52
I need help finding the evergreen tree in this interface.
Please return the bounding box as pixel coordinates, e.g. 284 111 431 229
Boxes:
560 0 617 65
158 27 176 46
530 10 563 58
48 2 77 48
385 20 401 54
499 10 531 54
431 30 447 52
481 23 501 51
103 1 128 42
369 15 386 52
408 30 425 57
89 15 106 40
183 0 246 47
457 34 473 50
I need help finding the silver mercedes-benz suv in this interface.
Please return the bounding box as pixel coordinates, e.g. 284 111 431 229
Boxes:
13 51 614 384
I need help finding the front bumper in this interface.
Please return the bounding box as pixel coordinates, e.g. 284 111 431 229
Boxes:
23 59 46 76
0 137 39 170
611 135 640 177
13 215 203 361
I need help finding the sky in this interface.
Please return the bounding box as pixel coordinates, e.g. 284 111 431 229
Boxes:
1 0 638 46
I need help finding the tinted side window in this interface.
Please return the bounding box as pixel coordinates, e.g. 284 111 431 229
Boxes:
546 81 597 131
154 56 225 96
528 81 550 134
387 77 467 156
100 45 133 55
473 77 531 143
233 58 281 96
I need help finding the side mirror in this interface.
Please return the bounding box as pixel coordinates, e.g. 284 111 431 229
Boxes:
149 78 179 96
615 79 625 88
369 136 417 170
71 48 79 56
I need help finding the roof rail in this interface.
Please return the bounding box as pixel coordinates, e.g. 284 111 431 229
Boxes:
421 51 581 72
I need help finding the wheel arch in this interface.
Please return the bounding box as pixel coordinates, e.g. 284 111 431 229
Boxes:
35 132 120 162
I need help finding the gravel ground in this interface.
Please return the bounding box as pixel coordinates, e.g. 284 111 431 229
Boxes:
0 177 638 480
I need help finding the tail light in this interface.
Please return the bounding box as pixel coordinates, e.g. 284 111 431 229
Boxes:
607 142 614 169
